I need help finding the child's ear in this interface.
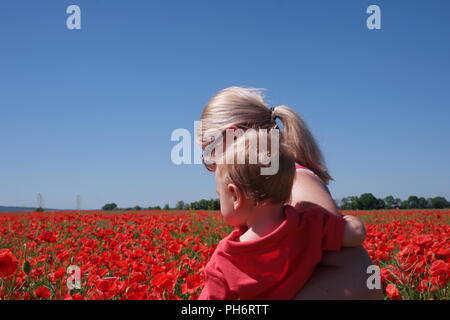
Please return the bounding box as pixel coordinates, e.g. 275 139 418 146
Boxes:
227 184 244 210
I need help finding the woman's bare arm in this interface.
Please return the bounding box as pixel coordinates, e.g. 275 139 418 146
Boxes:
290 171 382 299
295 246 381 300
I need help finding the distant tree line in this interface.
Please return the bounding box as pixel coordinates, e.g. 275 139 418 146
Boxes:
101 195 449 211
174 199 220 211
101 203 162 211
338 194 450 210
101 199 220 211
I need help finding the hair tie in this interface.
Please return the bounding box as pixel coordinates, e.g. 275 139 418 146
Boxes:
270 107 278 122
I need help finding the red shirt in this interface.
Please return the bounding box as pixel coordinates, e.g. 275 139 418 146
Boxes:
198 205 345 300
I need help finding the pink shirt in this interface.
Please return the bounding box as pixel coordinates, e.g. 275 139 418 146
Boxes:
295 163 312 171
295 163 319 178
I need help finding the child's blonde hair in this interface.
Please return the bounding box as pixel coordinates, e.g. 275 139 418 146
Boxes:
216 130 296 206
199 86 332 184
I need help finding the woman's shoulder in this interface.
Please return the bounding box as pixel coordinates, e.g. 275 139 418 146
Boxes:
291 164 337 215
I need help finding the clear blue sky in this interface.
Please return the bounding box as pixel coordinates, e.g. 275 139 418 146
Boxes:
1 0 449 209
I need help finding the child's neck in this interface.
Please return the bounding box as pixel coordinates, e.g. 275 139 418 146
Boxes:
239 203 285 242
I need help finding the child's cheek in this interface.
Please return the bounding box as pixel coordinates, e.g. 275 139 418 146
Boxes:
220 201 238 226
223 213 241 228
220 205 233 221
222 207 245 228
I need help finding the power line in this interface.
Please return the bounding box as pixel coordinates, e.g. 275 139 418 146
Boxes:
37 193 44 209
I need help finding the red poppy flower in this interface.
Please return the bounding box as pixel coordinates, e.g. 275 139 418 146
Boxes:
151 273 177 292
72 293 84 300
35 286 52 299
411 234 434 247
180 223 189 233
0 249 18 278
125 283 149 300
129 271 145 283
430 260 449 277
167 243 183 255
96 277 118 292
181 273 203 295
386 284 402 300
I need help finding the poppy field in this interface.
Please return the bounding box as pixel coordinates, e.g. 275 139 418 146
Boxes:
0 209 449 300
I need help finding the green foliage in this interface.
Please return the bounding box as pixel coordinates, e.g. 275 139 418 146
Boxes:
175 201 188 210
188 199 220 210
417 197 428 209
383 196 401 209
23 260 32 275
407 196 419 209
101 195 449 212
339 195 450 210
358 193 384 210
431 197 449 209
102 203 118 211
